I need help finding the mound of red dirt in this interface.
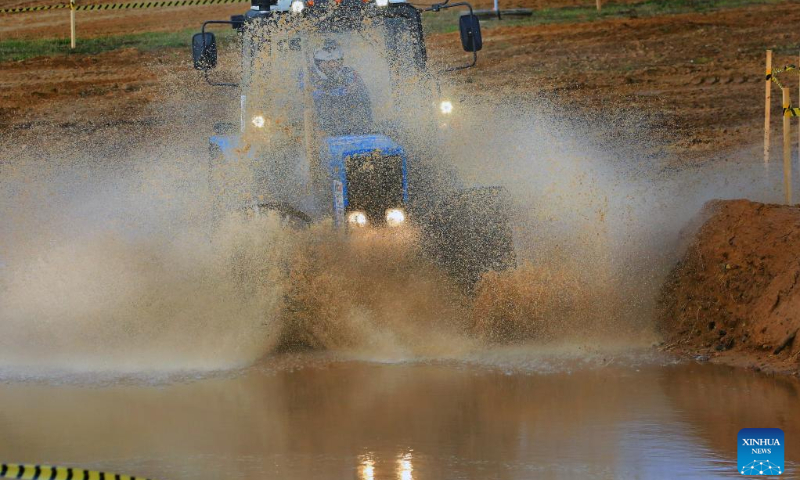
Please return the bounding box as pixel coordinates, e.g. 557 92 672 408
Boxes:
660 199 800 374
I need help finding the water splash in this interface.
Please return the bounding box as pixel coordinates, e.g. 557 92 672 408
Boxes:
1 40 767 379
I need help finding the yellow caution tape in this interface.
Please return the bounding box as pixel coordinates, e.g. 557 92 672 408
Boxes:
767 65 799 89
0 463 157 480
0 3 67 12
784 106 800 117
0 0 246 14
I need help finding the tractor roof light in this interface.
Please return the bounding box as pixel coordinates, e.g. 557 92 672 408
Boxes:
347 211 368 227
439 100 454 115
290 0 304 13
385 208 406 227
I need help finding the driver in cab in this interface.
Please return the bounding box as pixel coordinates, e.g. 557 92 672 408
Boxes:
309 39 374 136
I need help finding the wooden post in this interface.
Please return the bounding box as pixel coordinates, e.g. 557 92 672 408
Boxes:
765 50 772 164
596 0 601 12
783 88 793 205
70 0 76 49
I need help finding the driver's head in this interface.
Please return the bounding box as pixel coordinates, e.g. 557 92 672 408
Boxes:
314 39 344 78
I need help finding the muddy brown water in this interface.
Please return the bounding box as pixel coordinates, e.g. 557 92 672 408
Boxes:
1 353 798 479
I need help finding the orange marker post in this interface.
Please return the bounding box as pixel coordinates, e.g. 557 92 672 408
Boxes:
782 88 793 205
70 0 76 49
765 50 772 164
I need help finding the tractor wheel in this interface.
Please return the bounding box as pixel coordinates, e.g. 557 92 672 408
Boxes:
420 186 516 289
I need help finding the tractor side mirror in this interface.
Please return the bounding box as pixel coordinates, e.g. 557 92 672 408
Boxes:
459 14 483 52
192 32 217 70
230 14 245 29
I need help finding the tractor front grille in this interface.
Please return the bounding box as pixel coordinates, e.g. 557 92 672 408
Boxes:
345 153 403 224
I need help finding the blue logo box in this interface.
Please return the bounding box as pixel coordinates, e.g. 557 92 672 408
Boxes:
738 428 784 476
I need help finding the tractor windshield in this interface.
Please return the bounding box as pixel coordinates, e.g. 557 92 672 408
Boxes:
241 9 429 137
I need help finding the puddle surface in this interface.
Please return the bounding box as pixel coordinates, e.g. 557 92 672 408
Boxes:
1 357 798 479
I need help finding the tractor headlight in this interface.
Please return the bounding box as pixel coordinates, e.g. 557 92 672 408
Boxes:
375 0 389 6
251 115 266 128
439 100 453 115
385 208 406 227
290 0 304 12
347 211 368 227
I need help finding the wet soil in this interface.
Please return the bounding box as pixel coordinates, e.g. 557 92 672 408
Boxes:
660 199 800 376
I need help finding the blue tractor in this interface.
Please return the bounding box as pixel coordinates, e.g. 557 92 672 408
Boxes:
192 0 514 286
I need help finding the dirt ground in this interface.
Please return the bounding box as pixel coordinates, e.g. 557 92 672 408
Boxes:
0 0 638 40
3 1 800 160
0 2 247 40
660 199 800 375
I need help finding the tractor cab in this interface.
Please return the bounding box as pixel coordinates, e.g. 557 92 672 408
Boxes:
194 0 481 223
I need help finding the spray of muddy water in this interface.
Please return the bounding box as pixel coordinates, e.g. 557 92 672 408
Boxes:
0 146 290 375
0 23 754 377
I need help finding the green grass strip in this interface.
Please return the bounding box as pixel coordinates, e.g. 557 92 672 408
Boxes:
422 0 786 33
0 27 236 62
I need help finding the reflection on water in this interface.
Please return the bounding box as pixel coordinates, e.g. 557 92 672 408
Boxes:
397 453 413 480
0 356 798 479
359 455 375 480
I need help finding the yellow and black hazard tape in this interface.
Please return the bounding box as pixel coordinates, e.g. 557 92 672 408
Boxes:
767 65 799 89
0 0 246 14
0 463 158 480
0 3 68 12
784 106 800 117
